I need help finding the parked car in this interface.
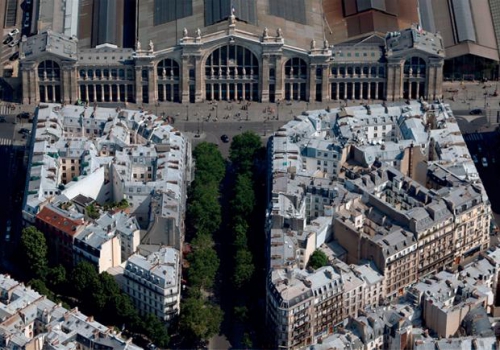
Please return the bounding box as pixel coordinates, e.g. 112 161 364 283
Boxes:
3 36 13 45
473 155 479 163
0 116 6 123
8 28 19 37
19 128 30 134
221 134 230 143
9 52 19 61
469 109 482 115
482 157 488 167
8 39 19 47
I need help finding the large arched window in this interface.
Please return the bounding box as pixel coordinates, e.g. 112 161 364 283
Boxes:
38 60 61 102
38 60 60 80
205 45 259 101
284 57 308 101
157 58 180 102
403 57 427 99
404 57 426 77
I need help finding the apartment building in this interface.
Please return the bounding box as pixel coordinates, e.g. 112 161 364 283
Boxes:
266 267 344 349
35 205 86 266
266 100 492 348
351 261 384 309
73 211 141 273
123 247 181 322
23 102 190 237
0 274 141 349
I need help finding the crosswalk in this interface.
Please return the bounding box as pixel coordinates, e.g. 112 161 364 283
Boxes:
464 133 483 142
0 138 12 146
0 105 13 115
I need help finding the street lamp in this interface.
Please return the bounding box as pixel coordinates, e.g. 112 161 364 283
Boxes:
277 101 280 120
197 117 200 136
186 105 189 121
215 103 218 120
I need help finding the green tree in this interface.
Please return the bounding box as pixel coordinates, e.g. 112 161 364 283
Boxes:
233 249 254 289
46 265 66 290
187 235 219 289
188 183 221 234
308 249 328 270
229 131 261 174
20 226 49 280
231 174 255 217
233 221 249 249
242 332 253 349
180 296 224 340
71 261 100 300
193 142 226 183
85 203 100 219
233 306 248 322
29 279 54 299
143 314 170 348
108 293 142 330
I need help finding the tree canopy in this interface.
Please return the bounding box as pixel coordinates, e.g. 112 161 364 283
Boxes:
193 142 226 183
231 174 255 218
187 235 220 289
308 250 329 270
20 226 48 279
229 132 262 174
180 296 224 340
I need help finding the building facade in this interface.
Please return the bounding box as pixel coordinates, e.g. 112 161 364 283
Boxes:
265 100 492 348
19 23 445 106
123 247 181 322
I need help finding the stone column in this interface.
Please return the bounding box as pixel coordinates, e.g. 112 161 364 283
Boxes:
427 64 442 100
386 64 396 101
61 67 71 104
117 84 121 101
195 56 203 102
148 66 156 105
261 55 270 102
93 84 97 102
72 67 79 103
275 55 284 101
396 63 404 100
31 70 40 103
308 64 316 102
322 64 330 101
135 67 143 104
181 56 190 103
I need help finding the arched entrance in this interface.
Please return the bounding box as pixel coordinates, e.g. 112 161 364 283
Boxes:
38 60 61 102
403 57 426 99
284 57 307 101
157 59 180 102
204 45 259 101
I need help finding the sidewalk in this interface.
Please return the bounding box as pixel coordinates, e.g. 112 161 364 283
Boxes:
17 98 385 125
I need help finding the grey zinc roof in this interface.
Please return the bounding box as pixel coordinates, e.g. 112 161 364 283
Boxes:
126 247 179 289
21 30 78 61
